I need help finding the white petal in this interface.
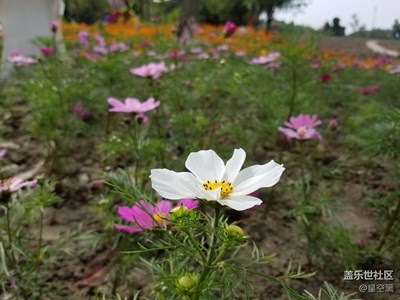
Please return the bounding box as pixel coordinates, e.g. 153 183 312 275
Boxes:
217 195 262 211
150 169 221 201
233 160 285 196
223 148 246 182
150 169 199 199
185 149 225 182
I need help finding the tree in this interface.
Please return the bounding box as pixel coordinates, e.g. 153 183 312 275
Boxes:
252 0 306 32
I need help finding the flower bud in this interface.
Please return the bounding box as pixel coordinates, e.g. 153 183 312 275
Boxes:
226 224 245 238
177 273 196 290
170 204 189 218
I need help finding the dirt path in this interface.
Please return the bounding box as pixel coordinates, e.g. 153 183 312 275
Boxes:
319 36 400 57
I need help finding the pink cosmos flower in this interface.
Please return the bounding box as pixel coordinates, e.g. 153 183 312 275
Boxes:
388 64 400 74
328 118 338 128
0 177 37 193
8 54 37 66
73 102 91 119
107 97 160 115
248 52 281 64
115 199 199 232
217 44 229 51
109 42 129 52
0 149 7 160
140 39 153 48
130 62 168 80
320 73 332 83
84 52 101 61
223 20 237 38
311 59 320 70
235 50 246 57
168 50 185 58
332 62 345 72
94 33 106 47
41 47 53 56
268 62 281 71
358 84 381 95
191 47 203 54
278 114 322 140
78 30 90 47
50 20 58 32
93 45 108 55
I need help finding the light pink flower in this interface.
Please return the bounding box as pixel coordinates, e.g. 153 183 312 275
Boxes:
41 47 53 56
279 114 322 140
248 52 280 64
115 199 199 232
191 47 203 54
0 149 7 160
84 52 100 61
0 178 37 193
130 62 168 80
93 45 108 55
50 20 58 32
332 61 345 72
311 59 320 70
107 97 160 114
217 44 229 51
8 54 37 66
388 64 400 74
78 30 90 47
223 20 237 38
94 33 106 47
235 50 246 57
358 84 381 95
328 118 338 128
109 42 129 52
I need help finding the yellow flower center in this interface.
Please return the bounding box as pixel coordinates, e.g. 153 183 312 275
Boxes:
297 127 307 136
203 180 233 198
153 213 166 224
1 179 11 188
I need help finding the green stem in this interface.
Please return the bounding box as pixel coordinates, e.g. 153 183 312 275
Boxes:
5 204 16 267
377 196 400 251
183 229 206 263
194 207 220 300
287 64 297 120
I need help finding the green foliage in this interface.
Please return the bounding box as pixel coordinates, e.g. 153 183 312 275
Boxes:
64 0 110 24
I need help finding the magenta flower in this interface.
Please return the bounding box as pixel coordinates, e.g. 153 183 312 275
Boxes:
248 52 280 64
168 50 185 58
279 114 322 140
0 149 7 160
358 84 381 95
107 97 160 115
223 20 237 38
41 47 53 56
73 102 91 119
78 30 90 47
115 199 199 232
94 33 106 47
130 62 168 80
320 73 332 82
0 177 37 193
50 20 58 32
140 39 153 48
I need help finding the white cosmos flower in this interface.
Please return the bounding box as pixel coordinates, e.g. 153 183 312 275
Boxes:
150 149 285 211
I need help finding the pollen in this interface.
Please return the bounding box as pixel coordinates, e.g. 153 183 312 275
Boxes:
153 213 166 224
203 180 233 198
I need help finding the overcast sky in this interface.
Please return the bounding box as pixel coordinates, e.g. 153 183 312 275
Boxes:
274 0 400 34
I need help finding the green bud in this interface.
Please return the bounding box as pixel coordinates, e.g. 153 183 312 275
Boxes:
227 224 245 238
170 205 189 218
177 273 196 290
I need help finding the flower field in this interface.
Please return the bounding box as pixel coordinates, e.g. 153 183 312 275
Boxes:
0 21 399 299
